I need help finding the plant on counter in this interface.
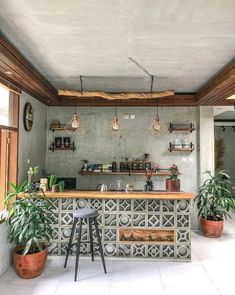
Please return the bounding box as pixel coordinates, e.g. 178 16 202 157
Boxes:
166 164 180 192
49 175 65 192
169 164 179 180
194 170 235 238
1 166 53 279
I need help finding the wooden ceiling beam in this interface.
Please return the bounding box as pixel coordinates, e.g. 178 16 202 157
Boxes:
0 34 59 105
196 58 235 105
58 94 196 107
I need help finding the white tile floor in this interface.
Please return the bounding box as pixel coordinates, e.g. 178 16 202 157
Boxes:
0 217 235 295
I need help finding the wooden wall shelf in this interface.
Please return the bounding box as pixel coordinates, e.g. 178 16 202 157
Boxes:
168 142 194 152
49 143 76 151
50 124 76 132
82 171 174 176
168 123 195 133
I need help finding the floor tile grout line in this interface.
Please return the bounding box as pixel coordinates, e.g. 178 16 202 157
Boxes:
199 262 223 295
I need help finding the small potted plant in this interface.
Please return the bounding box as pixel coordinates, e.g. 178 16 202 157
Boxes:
49 175 65 192
194 170 235 238
166 164 180 191
1 166 53 279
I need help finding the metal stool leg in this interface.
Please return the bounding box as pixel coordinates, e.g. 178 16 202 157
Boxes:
88 218 94 261
74 218 83 281
93 217 107 273
64 217 77 268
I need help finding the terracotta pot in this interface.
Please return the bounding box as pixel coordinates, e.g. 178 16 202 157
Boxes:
166 179 180 192
13 244 47 279
51 184 59 193
200 217 224 238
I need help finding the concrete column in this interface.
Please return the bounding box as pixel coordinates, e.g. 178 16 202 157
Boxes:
198 106 215 185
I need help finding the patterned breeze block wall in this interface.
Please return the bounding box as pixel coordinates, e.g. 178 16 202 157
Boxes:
48 198 191 260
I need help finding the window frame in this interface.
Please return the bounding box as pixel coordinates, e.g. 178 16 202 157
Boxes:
0 87 19 213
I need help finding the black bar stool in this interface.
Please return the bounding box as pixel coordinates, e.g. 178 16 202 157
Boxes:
64 207 107 281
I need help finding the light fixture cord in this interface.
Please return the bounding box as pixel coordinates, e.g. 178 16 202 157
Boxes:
150 75 158 116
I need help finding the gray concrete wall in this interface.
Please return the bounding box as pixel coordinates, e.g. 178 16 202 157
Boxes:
46 107 198 194
18 92 47 183
215 126 235 183
0 224 11 276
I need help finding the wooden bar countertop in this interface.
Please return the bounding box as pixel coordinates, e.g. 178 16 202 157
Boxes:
42 190 194 200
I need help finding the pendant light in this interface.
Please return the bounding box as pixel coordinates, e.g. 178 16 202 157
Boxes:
112 103 120 131
151 76 161 131
65 76 82 133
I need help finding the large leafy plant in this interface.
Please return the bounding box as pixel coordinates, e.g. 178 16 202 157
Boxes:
194 170 235 221
2 167 53 255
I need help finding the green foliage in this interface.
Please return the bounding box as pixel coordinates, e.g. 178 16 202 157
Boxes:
194 170 235 221
49 175 57 189
169 164 179 180
58 180 65 192
2 166 53 255
215 137 225 170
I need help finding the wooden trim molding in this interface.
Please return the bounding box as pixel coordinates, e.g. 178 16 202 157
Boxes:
196 58 235 105
0 34 60 105
1 33 234 106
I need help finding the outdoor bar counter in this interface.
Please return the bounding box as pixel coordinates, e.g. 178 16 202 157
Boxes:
45 191 194 260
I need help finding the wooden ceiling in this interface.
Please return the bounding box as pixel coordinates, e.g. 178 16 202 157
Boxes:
0 34 234 107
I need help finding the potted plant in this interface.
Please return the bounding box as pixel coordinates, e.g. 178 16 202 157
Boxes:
49 175 65 192
166 164 180 192
1 166 53 279
194 170 235 238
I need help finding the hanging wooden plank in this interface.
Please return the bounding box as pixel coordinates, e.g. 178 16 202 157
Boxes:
58 89 174 100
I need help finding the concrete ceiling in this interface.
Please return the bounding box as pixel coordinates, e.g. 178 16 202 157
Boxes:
0 0 235 93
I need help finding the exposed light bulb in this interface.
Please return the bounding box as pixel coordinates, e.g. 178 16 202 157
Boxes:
71 114 80 129
112 115 120 131
153 115 161 131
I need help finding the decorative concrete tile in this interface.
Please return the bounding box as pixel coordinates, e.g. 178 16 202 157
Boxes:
48 242 59 255
48 198 191 260
75 227 88 242
148 214 161 227
48 198 59 211
134 200 146 211
61 212 73 226
147 199 160 212
177 200 190 213
162 215 175 227
148 245 161 258
176 244 191 259
76 198 89 209
162 200 175 212
162 245 175 258
51 226 59 240
132 245 146 257
119 214 131 226
119 199 131 211
104 243 117 256
104 228 116 241
91 199 103 211
133 214 146 226
61 227 71 241
118 244 131 256
61 198 74 210
177 230 190 243
177 215 190 227
105 213 117 227
48 211 59 224
105 199 117 211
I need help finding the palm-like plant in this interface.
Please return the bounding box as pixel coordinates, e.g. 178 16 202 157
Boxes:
2 167 53 255
194 170 235 221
